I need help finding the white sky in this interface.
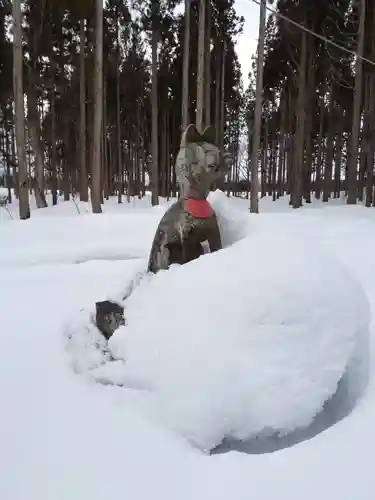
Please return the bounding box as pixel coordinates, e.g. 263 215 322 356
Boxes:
102 0 260 87
234 0 259 87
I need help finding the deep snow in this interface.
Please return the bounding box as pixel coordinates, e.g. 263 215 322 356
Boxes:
104 230 368 451
0 191 374 499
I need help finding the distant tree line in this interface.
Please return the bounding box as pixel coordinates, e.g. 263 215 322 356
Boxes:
1 0 374 219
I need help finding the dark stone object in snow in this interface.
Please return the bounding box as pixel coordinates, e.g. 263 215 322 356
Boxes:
0 187 8 207
147 124 232 274
95 300 125 340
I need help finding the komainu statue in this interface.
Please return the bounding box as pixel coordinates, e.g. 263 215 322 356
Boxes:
95 124 231 339
148 124 231 273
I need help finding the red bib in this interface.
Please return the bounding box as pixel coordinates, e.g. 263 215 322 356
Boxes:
185 198 214 218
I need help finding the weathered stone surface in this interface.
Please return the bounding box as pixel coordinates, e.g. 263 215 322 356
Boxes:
147 124 232 274
95 300 125 340
147 198 222 273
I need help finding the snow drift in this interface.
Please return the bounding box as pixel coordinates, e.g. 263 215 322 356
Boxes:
3 192 374 500
103 229 369 451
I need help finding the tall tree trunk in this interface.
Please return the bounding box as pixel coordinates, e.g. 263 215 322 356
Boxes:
271 139 277 201
165 110 171 199
246 114 252 199
347 0 366 205
365 74 375 206
204 0 212 128
135 103 142 196
278 85 287 198
291 30 307 209
63 120 71 201
196 0 206 132
219 38 226 157
214 36 221 144
79 18 88 202
315 95 325 199
4 115 12 202
181 0 190 130
116 49 122 203
334 117 344 199
13 0 30 219
126 142 131 202
303 39 315 203
250 0 266 213
365 3 375 206
103 81 109 200
27 84 47 208
26 5 47 209
11 121 19 198
323 88 335 202
51 85 58 205
91 0 103 213
151 1 159 206
160 110 167 197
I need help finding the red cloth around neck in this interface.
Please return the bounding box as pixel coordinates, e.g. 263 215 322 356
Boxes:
185 198 213 218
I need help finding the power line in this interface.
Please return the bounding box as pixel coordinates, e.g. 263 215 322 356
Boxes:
247 0 375 68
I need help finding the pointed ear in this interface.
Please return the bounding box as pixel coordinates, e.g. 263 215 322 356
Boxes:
181 124 201 147
201 125 217 145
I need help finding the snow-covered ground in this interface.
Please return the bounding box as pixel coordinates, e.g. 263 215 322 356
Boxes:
0 191 374 499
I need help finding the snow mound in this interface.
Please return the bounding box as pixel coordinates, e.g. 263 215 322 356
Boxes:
0 186 8 200
208 190 251 246
64 308 112 374
108 231 369 451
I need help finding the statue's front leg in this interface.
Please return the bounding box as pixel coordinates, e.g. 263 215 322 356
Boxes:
148 203 182 273
148 228 173 273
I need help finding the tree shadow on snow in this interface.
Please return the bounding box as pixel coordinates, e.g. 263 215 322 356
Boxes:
212 324 370 455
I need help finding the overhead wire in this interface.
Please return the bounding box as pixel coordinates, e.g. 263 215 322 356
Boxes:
246 0 375 68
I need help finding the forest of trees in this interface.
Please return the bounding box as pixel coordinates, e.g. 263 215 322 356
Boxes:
252 0 375 209
0 0 374 219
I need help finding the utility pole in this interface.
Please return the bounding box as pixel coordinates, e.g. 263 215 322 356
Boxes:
196 0 206 132
182 0 191 130
250 0 266 213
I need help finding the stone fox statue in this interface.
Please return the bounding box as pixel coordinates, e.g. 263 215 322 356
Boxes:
95 124 231 340
148 124 232 274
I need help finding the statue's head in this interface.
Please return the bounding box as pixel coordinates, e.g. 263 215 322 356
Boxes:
175 124 232 199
